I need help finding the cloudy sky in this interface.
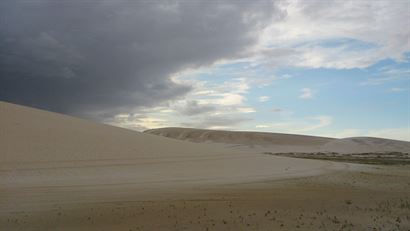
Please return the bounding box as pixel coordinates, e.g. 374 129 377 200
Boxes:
1 0 409 141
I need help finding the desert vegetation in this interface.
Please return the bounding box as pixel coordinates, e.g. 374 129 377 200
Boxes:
264 152 410 165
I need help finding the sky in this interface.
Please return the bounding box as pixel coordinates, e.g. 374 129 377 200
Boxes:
1 0 409 141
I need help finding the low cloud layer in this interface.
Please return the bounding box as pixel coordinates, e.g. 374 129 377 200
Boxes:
0 0 280 119
181 115 251 130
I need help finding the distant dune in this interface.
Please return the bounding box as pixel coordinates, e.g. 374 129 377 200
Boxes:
145 127 410 154
320 137 410 154
144 127 334 146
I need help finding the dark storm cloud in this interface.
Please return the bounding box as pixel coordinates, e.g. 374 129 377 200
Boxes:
0 0 281 119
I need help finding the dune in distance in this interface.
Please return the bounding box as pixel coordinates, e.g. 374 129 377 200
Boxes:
144 127 410 154
1 101 410 230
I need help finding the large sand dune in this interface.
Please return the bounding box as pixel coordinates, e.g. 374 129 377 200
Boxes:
1 102 409 230
0 102 340 209
0 102 225 163
145 127 410 154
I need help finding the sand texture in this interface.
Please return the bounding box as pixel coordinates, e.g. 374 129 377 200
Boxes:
1 101 410 230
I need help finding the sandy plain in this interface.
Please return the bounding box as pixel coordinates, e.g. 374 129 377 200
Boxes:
1 101 409 230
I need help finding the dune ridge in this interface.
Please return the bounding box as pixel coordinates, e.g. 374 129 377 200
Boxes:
145 127 410 154
144 127 334 146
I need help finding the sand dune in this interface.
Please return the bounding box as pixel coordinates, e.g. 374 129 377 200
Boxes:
144 127 333 146
0 101 340 209
320 136 410 153
0 102 225 163
1 102 409 230
145 127 410 154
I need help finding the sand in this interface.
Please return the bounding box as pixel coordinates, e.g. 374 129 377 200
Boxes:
320 137 410 153
1 101 410 230
145 127 410 154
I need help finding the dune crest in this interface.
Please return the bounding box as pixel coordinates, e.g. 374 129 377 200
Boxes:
144 127 333 145
145 127 410 154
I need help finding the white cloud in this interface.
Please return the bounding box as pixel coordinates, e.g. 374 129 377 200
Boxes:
360 66 410 85
159 109 175 113
106 113 169 131
389 87 407 92
181 115 251 130
257 0 410 69
237 107 256 113
112 74 256 130
216 93 245 106
189 78 251 106
172 76 256 115
259 96 270 102
256 124 270 128
295 116 332 132
280 74 292 79
253 115 332 134
299 88 314 99
136 118 167 129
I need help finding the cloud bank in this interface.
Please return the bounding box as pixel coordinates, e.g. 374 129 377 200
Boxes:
0 0 281 119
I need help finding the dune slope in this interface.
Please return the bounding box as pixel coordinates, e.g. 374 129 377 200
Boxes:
0 101 340 211
0 102 224 163
1 102 409 230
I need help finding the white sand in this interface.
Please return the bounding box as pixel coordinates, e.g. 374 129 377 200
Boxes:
1 102 409 230
0 101 344 213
